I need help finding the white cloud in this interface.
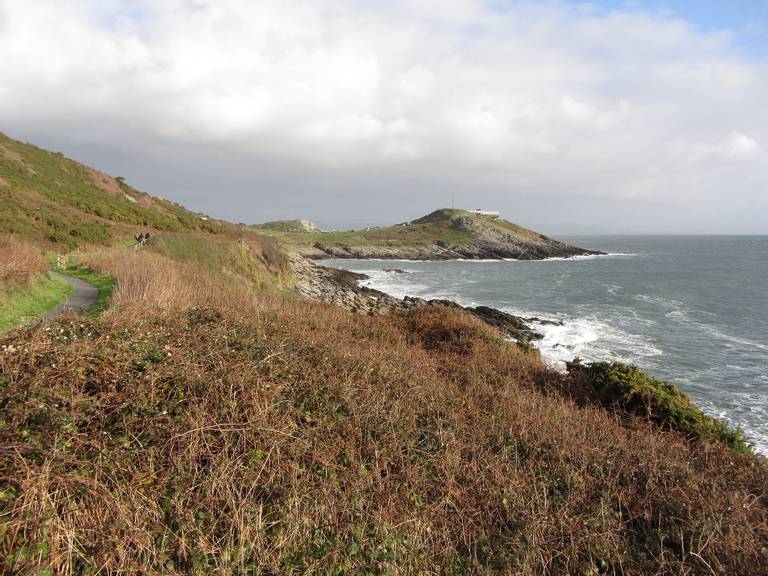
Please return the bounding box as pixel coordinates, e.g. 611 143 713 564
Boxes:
727 132 759 156
0 0 766 231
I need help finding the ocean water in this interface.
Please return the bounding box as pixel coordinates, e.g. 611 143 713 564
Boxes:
322 236 768 454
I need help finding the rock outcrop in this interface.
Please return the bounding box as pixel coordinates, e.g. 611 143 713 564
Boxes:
290 252 553 343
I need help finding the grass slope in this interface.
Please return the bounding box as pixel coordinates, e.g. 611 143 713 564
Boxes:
265 213 473 249
0 131 293 294
0 132 222 249
252 219 319 233
0 272 73 332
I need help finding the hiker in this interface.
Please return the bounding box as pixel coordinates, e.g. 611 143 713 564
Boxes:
136 232 145 248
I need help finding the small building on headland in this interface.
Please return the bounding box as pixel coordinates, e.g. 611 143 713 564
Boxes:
469 209 500 218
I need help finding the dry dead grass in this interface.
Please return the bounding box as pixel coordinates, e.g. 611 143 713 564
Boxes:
0 234 46 286
79 250 278 319
1 297 766 574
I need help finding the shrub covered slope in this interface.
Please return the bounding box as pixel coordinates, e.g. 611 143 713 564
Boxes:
2 303 767 574
0 134 766 575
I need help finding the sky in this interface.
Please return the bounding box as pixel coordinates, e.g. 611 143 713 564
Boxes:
1 0 766 233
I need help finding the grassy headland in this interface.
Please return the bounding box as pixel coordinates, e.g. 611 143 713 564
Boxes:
256 208 601 260
0 133 766 574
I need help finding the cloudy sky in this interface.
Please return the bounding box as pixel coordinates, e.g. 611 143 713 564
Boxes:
1 0 766 233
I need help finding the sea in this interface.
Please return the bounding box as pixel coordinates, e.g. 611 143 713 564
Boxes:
322 236 768 455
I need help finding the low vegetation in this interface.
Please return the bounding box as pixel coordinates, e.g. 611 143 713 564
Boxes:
1 135 766 574
566 360 752 452
0 234 46 285
0 273 73 332
2 299 767 574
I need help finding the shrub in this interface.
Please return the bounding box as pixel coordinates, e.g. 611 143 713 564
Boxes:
567 360 751 452
405 306 498 355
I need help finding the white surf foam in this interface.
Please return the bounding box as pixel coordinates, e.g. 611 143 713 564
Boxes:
531 315 663 369
506 253 637 262
637 294 768 353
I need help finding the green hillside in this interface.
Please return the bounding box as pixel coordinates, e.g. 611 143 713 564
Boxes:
260 209 475 248
0 132 222 248
251 219 321 233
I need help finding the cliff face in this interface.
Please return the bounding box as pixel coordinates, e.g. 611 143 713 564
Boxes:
296 209 603 260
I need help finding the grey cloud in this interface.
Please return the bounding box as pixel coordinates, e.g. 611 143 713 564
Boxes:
0 0 766 233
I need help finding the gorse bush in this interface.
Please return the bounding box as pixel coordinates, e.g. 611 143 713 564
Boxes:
566 360 751 452
405 306 501 355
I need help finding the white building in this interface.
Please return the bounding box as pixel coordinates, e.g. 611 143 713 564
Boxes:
469 209 500 218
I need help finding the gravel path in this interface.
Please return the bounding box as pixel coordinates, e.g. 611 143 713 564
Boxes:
43 271 99 319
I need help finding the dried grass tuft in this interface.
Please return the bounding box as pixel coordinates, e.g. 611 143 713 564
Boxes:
0 234 46 285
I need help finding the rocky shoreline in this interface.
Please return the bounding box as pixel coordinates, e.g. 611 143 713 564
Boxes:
290 253 561 343
296 242 601 261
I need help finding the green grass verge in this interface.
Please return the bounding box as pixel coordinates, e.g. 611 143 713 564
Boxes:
0 273 73 332
59 266 117 316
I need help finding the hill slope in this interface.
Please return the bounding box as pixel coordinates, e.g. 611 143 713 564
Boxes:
252 219 321 233
273 208 602 260
0 132 293 298
0 132 223 248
